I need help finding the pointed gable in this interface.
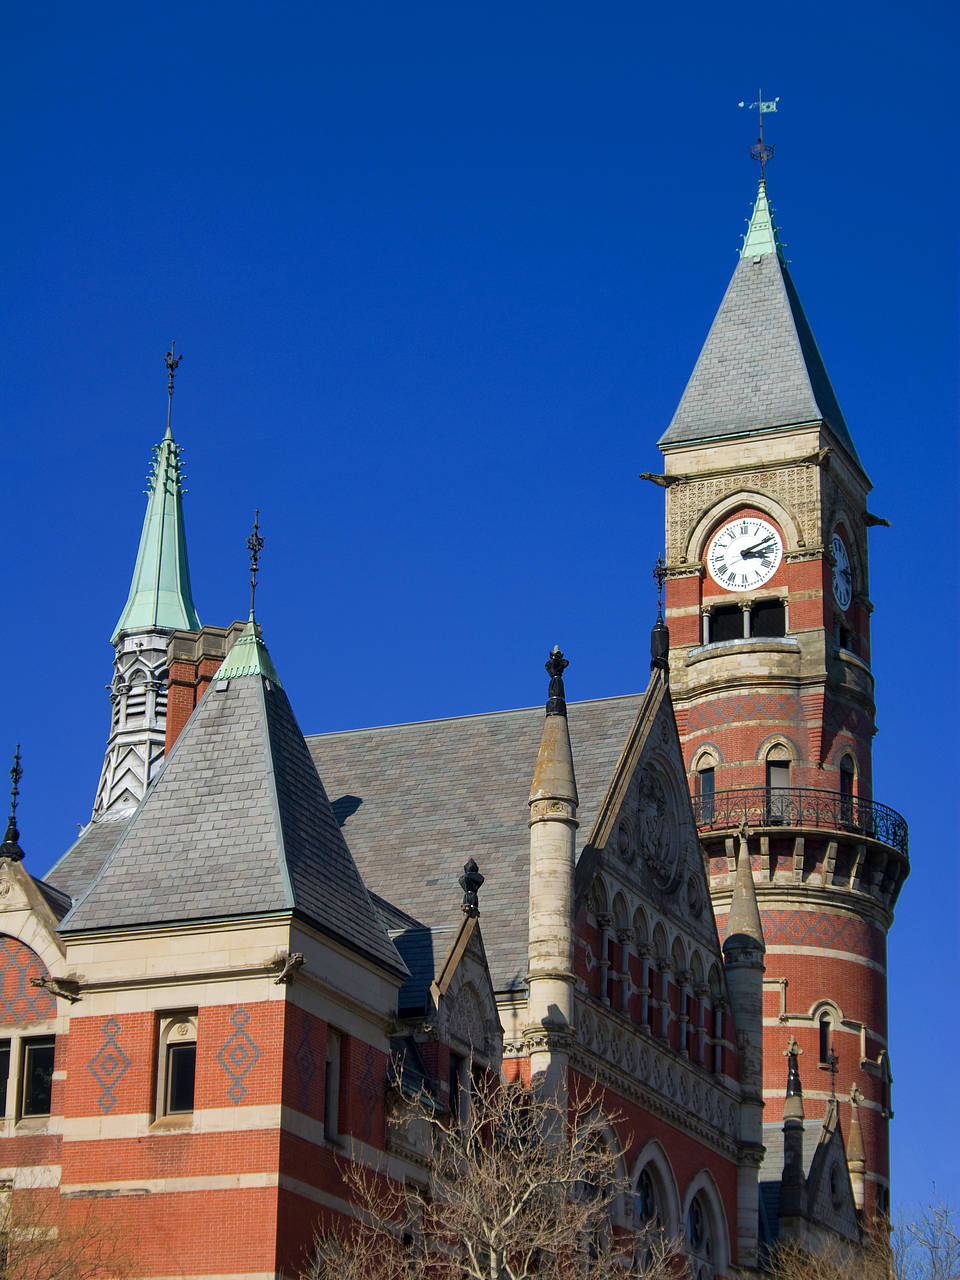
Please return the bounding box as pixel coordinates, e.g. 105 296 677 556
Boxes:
61 637 405 978
576 669 721 958
659 184 865 475
804 1100 861 1242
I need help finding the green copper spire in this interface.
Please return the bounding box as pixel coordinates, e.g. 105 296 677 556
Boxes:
212 614 283 687
112 424 201 642
740 180 784 260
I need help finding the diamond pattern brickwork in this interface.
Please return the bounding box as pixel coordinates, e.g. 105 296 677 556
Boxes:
687 693 802 734
0 936 55 1024
759 909 884 964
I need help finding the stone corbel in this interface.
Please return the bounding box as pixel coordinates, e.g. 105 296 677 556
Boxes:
269 952 306 985
30 975 81 1004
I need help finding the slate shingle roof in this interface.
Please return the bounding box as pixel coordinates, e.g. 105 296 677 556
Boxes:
659 251 865 474
307 693 644 993
59 666 406 978
46 818 128 902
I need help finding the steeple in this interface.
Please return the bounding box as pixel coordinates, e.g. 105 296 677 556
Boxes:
659 182 864 474
112 357 200 641
92 350 202 821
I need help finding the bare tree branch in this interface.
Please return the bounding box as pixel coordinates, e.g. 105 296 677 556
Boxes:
302 1072 689 1280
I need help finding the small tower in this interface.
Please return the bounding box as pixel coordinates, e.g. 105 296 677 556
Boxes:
525 647 579 1089
92 348 200 819
722 824 765 1268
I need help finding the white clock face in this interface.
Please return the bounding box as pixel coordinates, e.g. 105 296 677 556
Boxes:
706 516 783 590
831 533 852 610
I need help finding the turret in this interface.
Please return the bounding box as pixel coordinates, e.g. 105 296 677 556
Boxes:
722 825 765 1267
525 647 579 1088
92 348 201 820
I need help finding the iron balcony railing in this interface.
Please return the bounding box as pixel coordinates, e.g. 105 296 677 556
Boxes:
691 786 908 858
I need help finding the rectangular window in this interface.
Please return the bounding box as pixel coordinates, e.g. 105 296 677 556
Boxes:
156 1013 197 1120
710 605 744 643
21 1038 55 1117
448 1053 466 1124
0 1040 9 1115
766 760 791 824
165 1042 196 1114
324 1028 342 1141
751 599 786 637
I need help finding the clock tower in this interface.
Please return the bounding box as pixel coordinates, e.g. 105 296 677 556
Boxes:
657 178 908 1218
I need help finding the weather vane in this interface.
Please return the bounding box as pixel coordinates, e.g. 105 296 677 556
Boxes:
738 91 779 179
164 341 183 434
653 554 667 622
247 509 264 619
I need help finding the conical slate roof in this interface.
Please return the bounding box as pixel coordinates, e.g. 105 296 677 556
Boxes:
61 625 406 977
112 427 201 641
659 182 865 475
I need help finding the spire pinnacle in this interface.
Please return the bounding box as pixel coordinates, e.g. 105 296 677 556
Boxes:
723 824 765 958
740 179 785 261
112 351 201 642
0 745 25 862
847 1084 866 1163
530 649 578 805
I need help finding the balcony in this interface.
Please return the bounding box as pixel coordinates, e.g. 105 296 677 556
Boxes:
691 786 908 859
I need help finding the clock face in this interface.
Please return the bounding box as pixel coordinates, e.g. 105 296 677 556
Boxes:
706 516 783 590
831 533 852 610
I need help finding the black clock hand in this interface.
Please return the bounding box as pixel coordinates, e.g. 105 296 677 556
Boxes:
741 536 776 555
742 542 777 559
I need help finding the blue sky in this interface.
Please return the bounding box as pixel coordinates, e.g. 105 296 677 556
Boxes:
2 0 957 1211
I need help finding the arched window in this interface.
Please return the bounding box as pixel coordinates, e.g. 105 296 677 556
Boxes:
695 765 715 823
819 1011 833 1064
765 746 791 824
685 1194 715 1280
839 755 855 824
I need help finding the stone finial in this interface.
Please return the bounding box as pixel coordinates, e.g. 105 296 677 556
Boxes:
459 858 484 917
530 650 578 807
545 647 569 717
0 745 25 863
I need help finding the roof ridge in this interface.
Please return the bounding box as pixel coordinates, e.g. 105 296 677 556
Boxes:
305 690 644 739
